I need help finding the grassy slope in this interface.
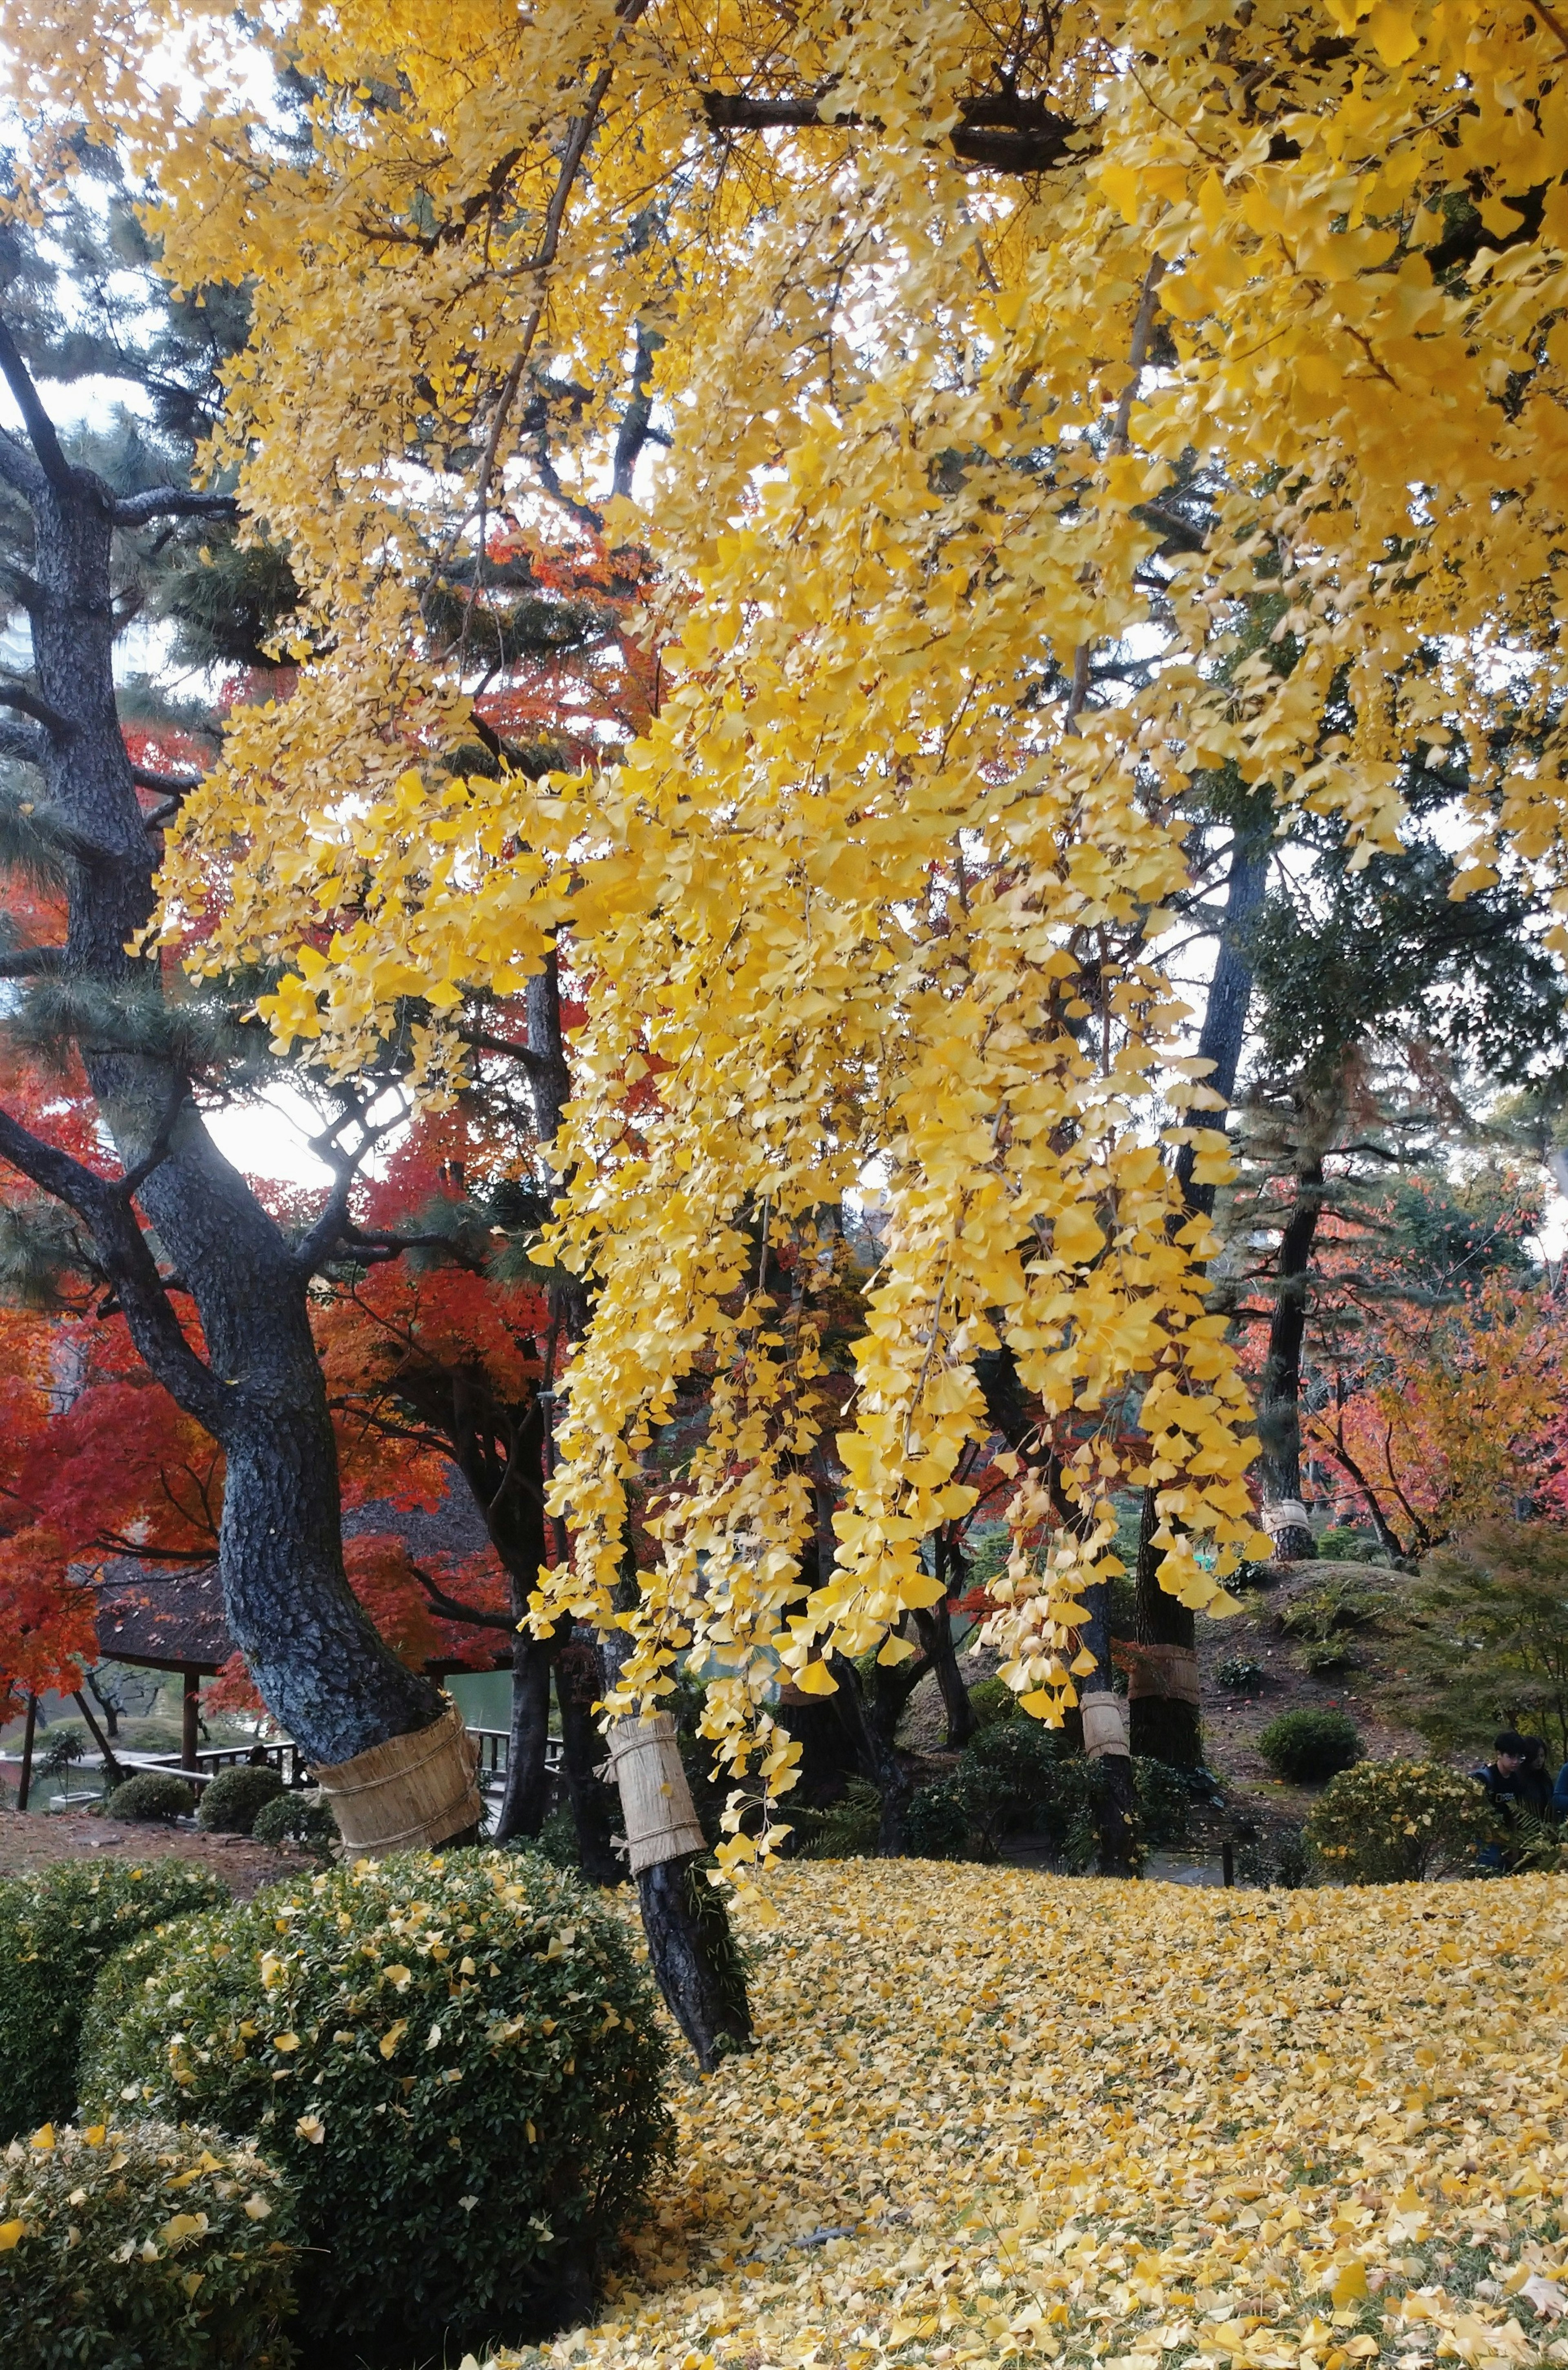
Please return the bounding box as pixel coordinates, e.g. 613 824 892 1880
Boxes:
485 1862 1568 2370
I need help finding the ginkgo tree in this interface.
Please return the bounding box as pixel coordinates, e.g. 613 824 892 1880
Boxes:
15 0 1568 1886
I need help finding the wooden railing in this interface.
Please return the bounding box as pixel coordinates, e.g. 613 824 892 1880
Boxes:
468 1728 564 1796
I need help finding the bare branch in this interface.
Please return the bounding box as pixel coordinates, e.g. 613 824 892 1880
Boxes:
0 316 75 497
109 486 240 528
699 86 1080 175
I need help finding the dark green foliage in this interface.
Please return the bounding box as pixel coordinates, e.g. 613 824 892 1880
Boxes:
0 1858 228 2138
1316 1526 1392 1564
196 1764 286 1835
903 1782 974 1859
1216 1656 1267 1692
796 1776 883 1858
904 1724 1191 1868
1257 1708 1362 1784
79 1849 672 2363
1403 1522 1568 1760
966 1675 1020 1727
249 1791 339 1861
107 1771 197 1824
0 2119 299 2370
1278 1579 1388 1640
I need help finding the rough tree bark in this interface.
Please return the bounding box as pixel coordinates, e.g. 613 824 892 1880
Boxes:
1131 814 1272 1768
0 325 445 1769
600 1611 753 2070
522 956 751 2060
1256 1150 1327 1563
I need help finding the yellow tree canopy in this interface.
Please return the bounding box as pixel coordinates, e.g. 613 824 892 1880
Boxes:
11 0 1568 1873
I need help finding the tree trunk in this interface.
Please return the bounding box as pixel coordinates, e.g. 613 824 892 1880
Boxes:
1077 1579 1139 1877
600 1617 752 2069
1257 1154 1326 1563
828 1652 919 1854
0 393 446 1772
494 1633 557 1843
1134 811 1271 1764
555 1666 624 1886
916 1548 976 1749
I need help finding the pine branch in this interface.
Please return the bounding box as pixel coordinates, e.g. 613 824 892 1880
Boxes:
0 717 48 767
110 486 240 527
0 946 65 978
0 682 68 736
0 1104 230 1435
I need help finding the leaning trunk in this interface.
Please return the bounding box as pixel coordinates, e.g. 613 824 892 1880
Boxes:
13 437 453 1808
1133 810 1270 1765
1256 1155 1326 1563
599 1616 752 2070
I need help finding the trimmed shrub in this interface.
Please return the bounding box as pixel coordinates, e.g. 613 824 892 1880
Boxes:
1258 1707 1362 1784
0 1858 229 2139
250 1791 339 1862
107 1770 196 1824
904 1780 973 1859
1305 1758 1502 1882
80 1848 672 2363
197 1764 285 1835
0 2117 298 2370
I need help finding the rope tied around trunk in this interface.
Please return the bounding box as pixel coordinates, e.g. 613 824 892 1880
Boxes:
309 1700 483 1854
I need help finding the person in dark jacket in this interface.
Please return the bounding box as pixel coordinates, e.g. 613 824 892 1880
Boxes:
1473 1731 1553 1867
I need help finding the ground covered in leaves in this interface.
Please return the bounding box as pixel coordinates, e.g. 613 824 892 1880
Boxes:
483 1863 1568 2370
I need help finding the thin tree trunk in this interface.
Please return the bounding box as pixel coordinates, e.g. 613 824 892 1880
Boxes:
1077 1578 1139 1877
494 1634 557 1842
916 1546 976 1748
555 1659 624 1886
1133 813 1271 1766
1257 1154 1326 1562
600 1614 752 2069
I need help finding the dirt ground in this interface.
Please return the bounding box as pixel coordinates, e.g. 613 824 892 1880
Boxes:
0 1806 316 1900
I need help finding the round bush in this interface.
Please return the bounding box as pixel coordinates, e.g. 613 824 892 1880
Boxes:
80 1848 672 2362
0 1858 229 2139
0 2117 298 2370
1305 1757 1502 1882
107 1770 196 1824
250 1791 339 1861
1257 1707 1362 1784
197 1764 286 1835
906 1780 973 1859
1216 1656 1266 1693
966 1675 1020 1728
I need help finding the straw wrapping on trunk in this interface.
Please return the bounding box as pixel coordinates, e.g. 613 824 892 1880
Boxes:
310 1700 482 1854
1081 1693 1129 1760
604 1715 705 1874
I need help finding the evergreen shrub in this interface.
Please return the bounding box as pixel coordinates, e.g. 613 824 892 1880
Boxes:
1305 1757 1500 1881
1257 1708 1362 1783
79 1848 672 2363
0 1858 228 2138
107 1771 196 1823
197 1765 285 1835
249 1791 339 1861
905 1724 1190 1866
0 2118 298 2370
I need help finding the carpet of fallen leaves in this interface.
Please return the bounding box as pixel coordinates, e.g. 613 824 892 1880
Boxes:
480 1863 1568 2370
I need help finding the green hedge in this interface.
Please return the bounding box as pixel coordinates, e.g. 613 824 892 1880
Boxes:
107 1771 196 1823
1257 1707 1362 1784
0 1858 229 2139
80 1848 671 2363
197 1765 285 1835
0 2118 298 2370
